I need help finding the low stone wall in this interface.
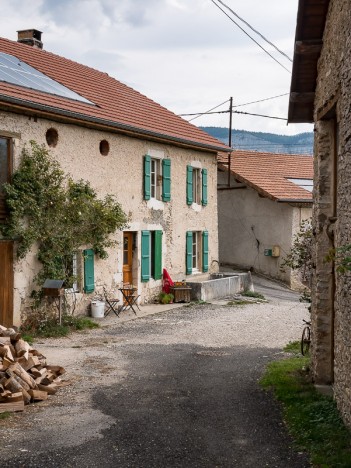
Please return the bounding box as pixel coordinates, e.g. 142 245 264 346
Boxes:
187 272 253 302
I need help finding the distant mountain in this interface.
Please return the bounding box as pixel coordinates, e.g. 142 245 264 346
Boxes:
199 127 313 155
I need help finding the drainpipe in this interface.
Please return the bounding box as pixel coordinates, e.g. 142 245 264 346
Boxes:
227 97 233 187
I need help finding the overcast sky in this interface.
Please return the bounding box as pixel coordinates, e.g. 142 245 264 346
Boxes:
1 0 313 137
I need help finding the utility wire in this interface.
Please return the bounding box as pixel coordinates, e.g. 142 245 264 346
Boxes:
210 0 291 74
233 92 289 108
180 109 287 121
188 98 230 122
215 0 292 62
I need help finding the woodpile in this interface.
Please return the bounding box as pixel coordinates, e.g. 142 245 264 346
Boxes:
0 324 69 413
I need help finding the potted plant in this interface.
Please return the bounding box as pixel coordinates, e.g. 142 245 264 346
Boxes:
158 292 174 304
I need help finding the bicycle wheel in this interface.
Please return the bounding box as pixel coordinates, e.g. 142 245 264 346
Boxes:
301 326 311 356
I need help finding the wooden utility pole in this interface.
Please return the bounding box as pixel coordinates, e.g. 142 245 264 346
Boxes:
227 97 233 187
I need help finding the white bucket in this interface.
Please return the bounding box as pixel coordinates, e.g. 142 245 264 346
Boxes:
91 301 105 318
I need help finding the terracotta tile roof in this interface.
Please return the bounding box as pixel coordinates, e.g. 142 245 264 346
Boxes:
218 150 313 202
0 37 229 152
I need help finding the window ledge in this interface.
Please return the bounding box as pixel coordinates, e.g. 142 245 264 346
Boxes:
147 198 164 210
191 203 202 212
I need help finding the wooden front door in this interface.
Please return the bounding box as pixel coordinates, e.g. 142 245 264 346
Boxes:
123 232 133 285
0 241 14 327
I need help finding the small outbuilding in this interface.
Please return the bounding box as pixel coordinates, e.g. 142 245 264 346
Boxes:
217 150 313 289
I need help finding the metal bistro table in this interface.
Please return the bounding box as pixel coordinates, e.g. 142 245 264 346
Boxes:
119 285 140 315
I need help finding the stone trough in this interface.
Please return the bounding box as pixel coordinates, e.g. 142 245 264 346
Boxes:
186 271 253 302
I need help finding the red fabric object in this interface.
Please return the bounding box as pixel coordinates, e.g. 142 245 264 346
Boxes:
162 268 174 293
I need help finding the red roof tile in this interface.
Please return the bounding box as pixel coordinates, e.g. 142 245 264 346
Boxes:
218 150 313 202
0 37 229 152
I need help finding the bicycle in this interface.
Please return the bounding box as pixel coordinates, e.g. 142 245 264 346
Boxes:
301 319 311 356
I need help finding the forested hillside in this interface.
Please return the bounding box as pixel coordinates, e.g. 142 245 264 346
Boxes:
200 127 313 155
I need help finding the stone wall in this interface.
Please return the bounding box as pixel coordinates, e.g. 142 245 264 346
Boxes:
313 0 351 426
0 111 219 324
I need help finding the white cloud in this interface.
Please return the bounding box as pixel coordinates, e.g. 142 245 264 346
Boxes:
0 0 313 135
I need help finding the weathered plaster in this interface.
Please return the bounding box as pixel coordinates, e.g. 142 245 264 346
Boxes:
0 110 219 324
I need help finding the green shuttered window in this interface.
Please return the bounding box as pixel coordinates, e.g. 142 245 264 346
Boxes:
201 169 208 206
144 155 151 200
83 249 95 293
162 159 171 202
144 155 171 202
141 230 163 282
185 231 209 274
186 231 193 274
154 230 163 280
202 231 209 272
186 165 193 205
141 230 151 282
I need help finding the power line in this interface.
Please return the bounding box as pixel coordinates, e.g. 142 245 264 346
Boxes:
179 109 287 121
210 0 291 74
233 110 287 121
188 98 230 122
233 92 290 108
215 0 292 62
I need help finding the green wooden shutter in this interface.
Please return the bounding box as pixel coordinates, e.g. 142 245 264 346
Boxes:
186 165 193 205
83 249 95 293
141 230 151 282
202 231 209 272
154 230 163 280
162 159 171 202
186 231 193 275
144 155 151 200
201 168 208 206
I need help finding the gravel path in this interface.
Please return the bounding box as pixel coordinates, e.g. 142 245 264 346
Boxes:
1 275 310 467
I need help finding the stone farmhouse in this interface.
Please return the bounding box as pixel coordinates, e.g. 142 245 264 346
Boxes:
0 30 229 327
217 150 313 289
288 0 351 427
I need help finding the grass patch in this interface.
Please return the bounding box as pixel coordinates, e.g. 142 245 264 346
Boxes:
283 340 301 355
261 355 351 467
241 290 266 300
20 315 99 341
0 412 11 420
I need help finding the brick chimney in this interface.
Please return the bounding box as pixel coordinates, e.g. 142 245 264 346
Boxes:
17 29 43 49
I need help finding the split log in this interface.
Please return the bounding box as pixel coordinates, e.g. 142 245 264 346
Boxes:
46 365 66 376
0 399 25 413
9 363 37 389
28 389 48 401
3 345 14 362
6 369 31 392
15 339 31 360
17 355 41 372
38 383 58 395
4 377 31 404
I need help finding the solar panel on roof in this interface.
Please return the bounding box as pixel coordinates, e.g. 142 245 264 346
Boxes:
0 52 94 105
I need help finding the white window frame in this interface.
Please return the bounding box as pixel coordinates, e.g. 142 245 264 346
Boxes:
150 158 162 200
192 168 201 205
192 231 201 271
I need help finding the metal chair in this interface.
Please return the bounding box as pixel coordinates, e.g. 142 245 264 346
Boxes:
103 287 120 317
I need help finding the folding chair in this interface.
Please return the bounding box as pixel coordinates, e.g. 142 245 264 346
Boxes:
118 283 140 315
103 287 120 317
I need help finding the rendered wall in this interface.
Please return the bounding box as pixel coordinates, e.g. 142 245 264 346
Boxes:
218 170 311 287
0 111 219 324
312 0 351 427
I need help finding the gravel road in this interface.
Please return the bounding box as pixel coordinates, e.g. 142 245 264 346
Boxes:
1 275 310 467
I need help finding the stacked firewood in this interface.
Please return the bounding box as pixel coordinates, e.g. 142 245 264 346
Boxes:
0 324 68 413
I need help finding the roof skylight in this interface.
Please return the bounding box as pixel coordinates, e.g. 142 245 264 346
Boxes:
0 52 93 105
287 178 313 192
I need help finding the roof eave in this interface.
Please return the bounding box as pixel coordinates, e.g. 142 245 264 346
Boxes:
288 0 331 124
277 198 313 204
0 94 231 154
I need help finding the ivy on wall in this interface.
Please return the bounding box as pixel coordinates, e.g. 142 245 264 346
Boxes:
1 141 128 287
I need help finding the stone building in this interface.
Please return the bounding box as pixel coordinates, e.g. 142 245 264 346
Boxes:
288 0 351 427
0 30 229 326
217 150 313 289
